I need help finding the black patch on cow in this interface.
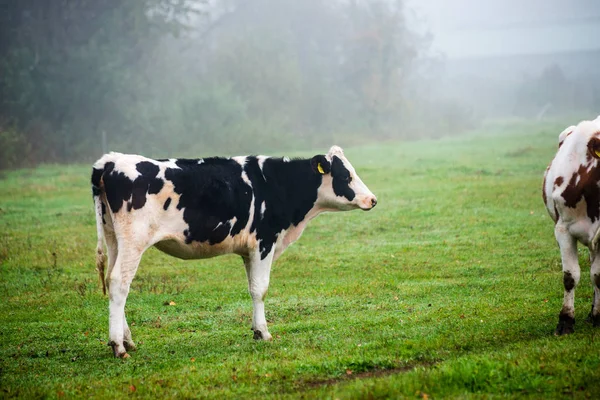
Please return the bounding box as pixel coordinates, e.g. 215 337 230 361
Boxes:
101 202 106 224
91 167 103 196
331 156 355 201
563 271 575 291
100 160 164 213
245 157 323 259
164 157 252 245
130 161 163 210
102 162 131 213
555 311 575 335
163 197 172 211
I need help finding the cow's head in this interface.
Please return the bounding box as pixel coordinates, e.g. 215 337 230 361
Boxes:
311 146 377 211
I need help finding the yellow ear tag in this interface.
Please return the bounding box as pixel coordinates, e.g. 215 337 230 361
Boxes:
317 163 325 174
595 149 600 158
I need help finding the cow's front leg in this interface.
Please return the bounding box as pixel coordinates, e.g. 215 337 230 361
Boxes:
555 225 580 335
243 249 275 341
589 251 600 326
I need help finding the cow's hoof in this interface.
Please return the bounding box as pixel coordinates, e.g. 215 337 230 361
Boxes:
555 315 575 335
588 312 600 327
124 340 137 352
109 341 129 358
253 329 272 341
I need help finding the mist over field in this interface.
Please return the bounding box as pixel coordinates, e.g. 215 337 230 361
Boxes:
1 0 599 168
3 2 600 397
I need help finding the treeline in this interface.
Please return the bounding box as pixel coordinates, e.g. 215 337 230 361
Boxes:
0 0 470 169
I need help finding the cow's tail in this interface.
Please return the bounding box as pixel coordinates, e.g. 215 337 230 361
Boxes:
92 162 107 295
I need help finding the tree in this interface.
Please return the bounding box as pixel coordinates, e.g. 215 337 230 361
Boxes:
0 0 194 165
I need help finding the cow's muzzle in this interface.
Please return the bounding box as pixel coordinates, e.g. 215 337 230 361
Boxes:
360 195 378 211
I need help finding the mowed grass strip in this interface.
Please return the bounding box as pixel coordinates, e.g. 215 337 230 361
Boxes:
1 121 599 398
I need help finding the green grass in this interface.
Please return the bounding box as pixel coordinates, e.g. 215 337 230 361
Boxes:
1 120 600 399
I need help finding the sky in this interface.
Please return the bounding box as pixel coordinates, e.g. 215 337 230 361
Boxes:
405 0 600 58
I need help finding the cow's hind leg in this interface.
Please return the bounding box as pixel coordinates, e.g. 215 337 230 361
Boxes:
103 231 136 350
589 252 600 326
108 245 142 358
555 226 580 335
123 314 136 351
104 230 118 293
243 250 275 341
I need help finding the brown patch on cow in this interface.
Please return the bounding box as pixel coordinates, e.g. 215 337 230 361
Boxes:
554 176 564 187
543 162 553 210
563 271 575 291
542 174 548 206
561 163 600 222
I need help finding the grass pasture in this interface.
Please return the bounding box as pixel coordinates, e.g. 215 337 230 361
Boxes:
1 121 600 398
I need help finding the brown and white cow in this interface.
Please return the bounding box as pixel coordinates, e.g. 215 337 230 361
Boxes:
92 146 377 357
543 116 600 335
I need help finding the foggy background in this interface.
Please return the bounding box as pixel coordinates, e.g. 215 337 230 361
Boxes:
1 0 599 169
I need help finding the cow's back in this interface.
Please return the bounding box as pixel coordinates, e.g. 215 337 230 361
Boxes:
93 153 257 257
543 120 600 245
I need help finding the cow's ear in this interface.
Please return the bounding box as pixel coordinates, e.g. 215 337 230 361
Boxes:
588 137 600 159
310 155 330 175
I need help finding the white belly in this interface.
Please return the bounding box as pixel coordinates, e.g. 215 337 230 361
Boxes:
152 229 259 259
154 237 236 260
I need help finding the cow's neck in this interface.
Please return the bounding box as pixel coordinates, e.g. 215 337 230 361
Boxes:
263 158 323 225
274 205 323 261
263 158 325 261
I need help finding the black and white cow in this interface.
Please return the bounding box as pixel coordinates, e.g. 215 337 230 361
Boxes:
543 116 600 335
91 146 377 358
